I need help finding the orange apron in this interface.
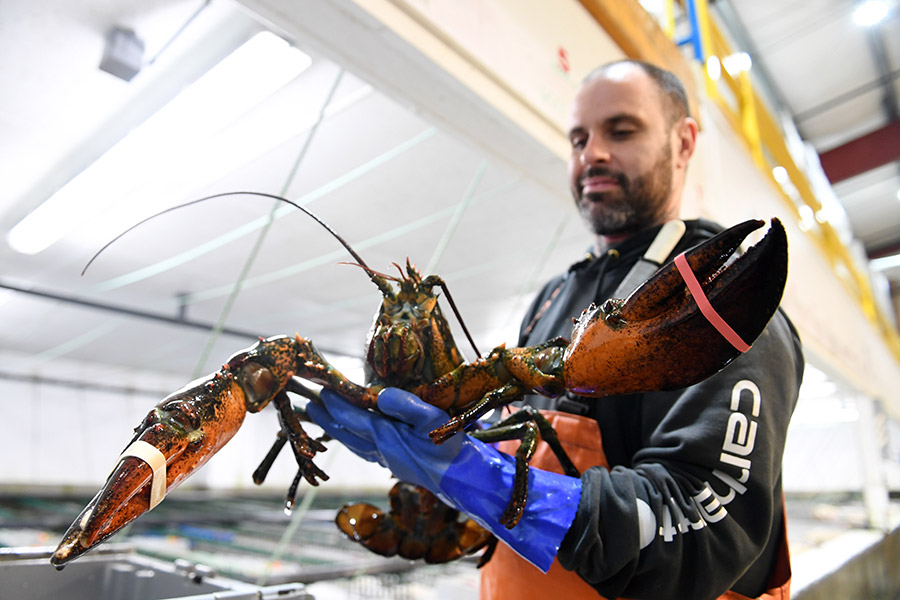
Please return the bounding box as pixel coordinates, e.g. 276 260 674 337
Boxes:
480 410 791 600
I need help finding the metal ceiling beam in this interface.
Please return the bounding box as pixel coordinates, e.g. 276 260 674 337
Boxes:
0 280 351 359
866 25 900 121
0 369 170 399
818 120 900 184
0 279 362 360
793 68 900 123
871 239 900 260
0 279 262 340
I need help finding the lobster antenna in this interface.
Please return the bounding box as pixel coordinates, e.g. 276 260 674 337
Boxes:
337 262 401 283
83 190 483 357
81 191 370 276
435 281 481 358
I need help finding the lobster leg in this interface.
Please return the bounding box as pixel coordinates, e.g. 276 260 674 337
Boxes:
253 378 333 512
273 391 330 511
470 406 580 527
429 380 527 444
473 406 579 478
427 338 570 444
252 430 288 486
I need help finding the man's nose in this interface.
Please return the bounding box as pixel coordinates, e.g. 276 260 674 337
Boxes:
580 136 611 164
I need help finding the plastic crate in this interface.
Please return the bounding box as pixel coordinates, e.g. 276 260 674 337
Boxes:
0 546 312 600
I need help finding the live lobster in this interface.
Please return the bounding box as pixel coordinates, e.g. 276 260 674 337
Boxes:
51 192 788 568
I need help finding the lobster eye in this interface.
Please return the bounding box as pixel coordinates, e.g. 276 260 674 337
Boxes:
241 363 277 410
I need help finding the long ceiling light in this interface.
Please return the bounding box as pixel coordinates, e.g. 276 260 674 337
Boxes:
870 253 900 271
853 0 889 26
99 79 374 243
7 31 311 255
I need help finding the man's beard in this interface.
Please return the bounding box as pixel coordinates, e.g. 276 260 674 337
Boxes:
574 146 674 237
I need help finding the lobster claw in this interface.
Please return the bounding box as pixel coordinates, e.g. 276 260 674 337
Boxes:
564 218 788 396
51 372 249 567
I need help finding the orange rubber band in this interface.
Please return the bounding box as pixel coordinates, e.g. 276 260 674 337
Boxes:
674 253 750 353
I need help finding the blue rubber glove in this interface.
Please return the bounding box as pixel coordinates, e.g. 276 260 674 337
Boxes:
307 387 582 571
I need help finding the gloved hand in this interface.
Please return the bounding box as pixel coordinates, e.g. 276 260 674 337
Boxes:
307 387 582 571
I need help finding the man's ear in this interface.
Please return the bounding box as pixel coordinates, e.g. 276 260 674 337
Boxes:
674 116 699 167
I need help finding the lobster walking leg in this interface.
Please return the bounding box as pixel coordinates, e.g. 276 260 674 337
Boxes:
471 406 581 526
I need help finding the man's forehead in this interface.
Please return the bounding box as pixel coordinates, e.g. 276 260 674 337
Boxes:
570 79 651 124
569 66 667 124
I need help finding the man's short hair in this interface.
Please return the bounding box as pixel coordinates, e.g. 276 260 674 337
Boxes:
584 60 690 124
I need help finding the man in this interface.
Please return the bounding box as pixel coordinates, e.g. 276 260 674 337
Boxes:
309 60 803 599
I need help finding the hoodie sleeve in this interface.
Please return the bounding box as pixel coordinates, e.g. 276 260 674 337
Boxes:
557 310 803 599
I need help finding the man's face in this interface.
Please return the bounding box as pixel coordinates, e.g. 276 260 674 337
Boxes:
567 65 681 238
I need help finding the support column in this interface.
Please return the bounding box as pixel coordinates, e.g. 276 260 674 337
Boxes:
856 395 891 530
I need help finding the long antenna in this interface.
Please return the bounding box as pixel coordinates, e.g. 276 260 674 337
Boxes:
435 281 480 358
83 190 482 357
82 191 370 276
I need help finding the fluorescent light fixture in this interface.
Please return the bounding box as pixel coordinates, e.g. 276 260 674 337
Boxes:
93 79 373 241
706 56 721 80
7 31 311 255
796 204 816 232
722 52 752 76
772 165 789 185
853 0 889 26
870 253 900 271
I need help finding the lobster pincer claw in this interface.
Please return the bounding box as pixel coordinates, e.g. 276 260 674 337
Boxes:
564 218 788 396
51 371 249 567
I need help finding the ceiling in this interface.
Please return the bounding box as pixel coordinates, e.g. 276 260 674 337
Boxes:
0 0 898 396
715 0 900 270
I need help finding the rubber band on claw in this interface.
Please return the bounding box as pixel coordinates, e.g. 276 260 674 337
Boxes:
118 440 167 509
675 252 751 353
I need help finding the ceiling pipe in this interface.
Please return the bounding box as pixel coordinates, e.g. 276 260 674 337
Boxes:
0 280 354 358
0 369 170 399
865 24 900 121
793 68 900 123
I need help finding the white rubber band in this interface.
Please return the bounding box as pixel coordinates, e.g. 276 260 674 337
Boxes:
119 440 167 510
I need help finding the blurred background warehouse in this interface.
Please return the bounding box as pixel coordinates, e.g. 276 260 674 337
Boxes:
1 0 899 598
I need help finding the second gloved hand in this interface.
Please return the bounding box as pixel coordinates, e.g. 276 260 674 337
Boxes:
307 387 582 571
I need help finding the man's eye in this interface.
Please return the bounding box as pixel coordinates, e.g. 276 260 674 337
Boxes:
570 137 587 150
611 129 635 139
